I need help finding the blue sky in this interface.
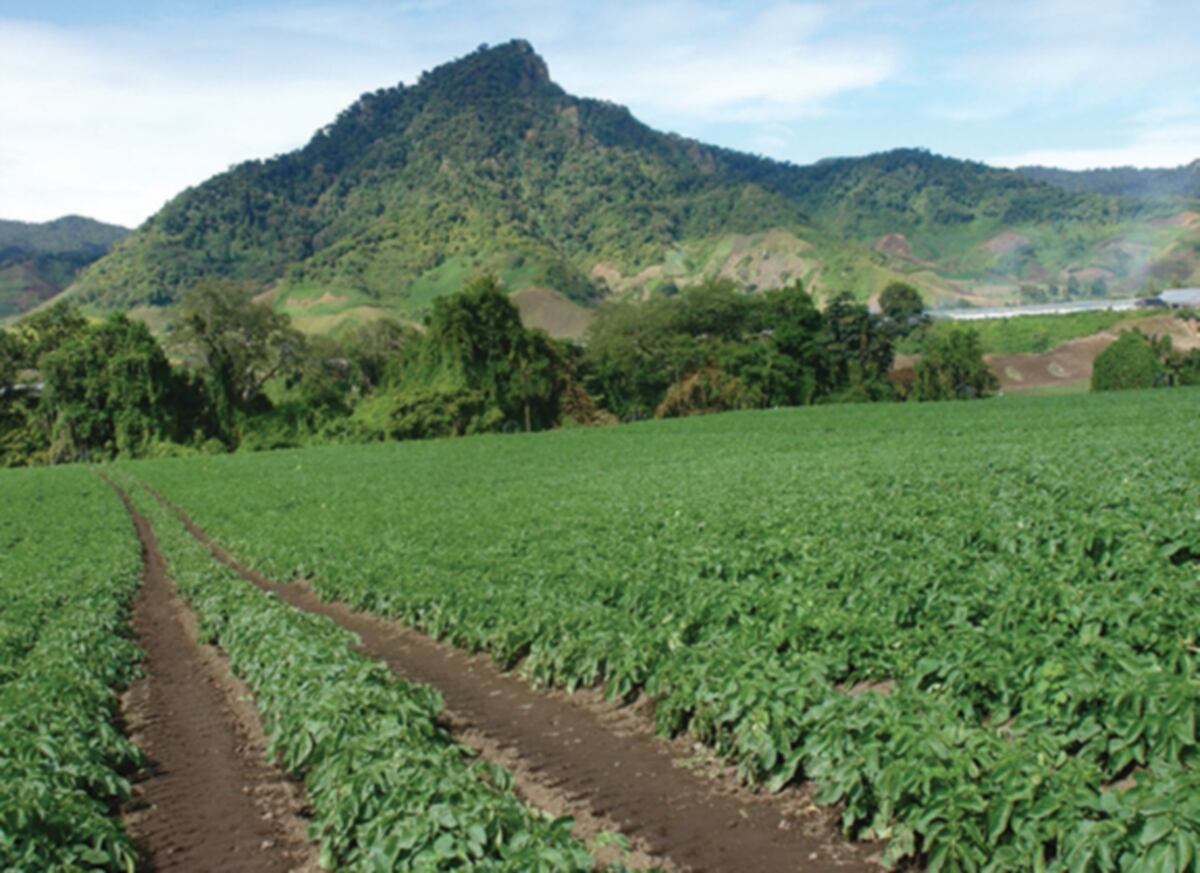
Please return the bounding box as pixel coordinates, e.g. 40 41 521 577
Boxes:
4 0 1199 226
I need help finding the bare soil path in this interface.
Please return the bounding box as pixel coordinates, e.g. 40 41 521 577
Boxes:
108 481 320 873
143 482 877 873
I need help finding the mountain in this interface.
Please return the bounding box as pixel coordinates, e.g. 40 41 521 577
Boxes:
1018 161 1200 201
0 216 128 319
64 41 1200 331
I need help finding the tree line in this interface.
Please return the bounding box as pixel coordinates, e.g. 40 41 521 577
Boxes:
0 278 998 467
1091 327 1200 391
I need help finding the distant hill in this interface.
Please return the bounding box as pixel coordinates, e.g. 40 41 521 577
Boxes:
1019 161 1200 201
0 216 128 318
64 41 1200 331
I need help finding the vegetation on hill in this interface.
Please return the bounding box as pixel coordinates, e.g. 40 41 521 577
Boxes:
61 41 1200 326
0 216 127 318
1020 161 1200 202
0 271 995 466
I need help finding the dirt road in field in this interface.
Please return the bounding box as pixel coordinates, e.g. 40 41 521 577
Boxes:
144 482 878 873
108 482 319 873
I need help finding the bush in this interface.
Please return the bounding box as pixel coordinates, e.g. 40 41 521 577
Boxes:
353 386 503 440
655 367 755 418
1091 331 1164 391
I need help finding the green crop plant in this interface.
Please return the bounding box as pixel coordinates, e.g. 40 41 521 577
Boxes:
125 388 1200 869
0 468 143 871
117 476 598 871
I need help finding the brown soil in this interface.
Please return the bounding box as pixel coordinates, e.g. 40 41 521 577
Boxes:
1067 267 1115 284
986 332 1114 391
987 314 1200 392
286 291 351 308
873 233 914 260
1149 210 1200 229
146 484 880 873
108 482 320 873
512 287 596 340
715 230 815 292
981 231 1032 256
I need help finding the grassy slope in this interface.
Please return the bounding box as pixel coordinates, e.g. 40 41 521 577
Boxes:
900 309 1164 356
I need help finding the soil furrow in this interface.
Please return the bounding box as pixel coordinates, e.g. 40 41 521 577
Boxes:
108 481 319 873
143 482 879 873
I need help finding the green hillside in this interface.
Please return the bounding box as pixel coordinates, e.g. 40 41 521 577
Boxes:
65 41 1200 330
0 216 127 319
1019 161 1200 201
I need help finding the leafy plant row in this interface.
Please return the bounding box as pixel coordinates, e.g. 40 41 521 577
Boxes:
0 468 144 871
129 390 1200 870
120 477 599 872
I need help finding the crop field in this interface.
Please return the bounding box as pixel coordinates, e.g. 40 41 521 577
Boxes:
0 468 143 870
117 475 595 871
3 390 1197 871
117 389 1200 871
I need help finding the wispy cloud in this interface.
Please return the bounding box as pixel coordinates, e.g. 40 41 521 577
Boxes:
2 0 1199 226
0 18 400 225
545 3 898 123
992 121 1200 170
931 0 1199 116
1 2 900 224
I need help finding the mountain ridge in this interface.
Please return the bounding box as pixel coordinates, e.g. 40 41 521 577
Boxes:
60 40 1200 330
1018 161 1200 201
0 216 128 319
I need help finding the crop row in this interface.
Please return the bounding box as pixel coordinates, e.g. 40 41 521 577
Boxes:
129 390 1200 870
0 469 143 871
119 475 599 871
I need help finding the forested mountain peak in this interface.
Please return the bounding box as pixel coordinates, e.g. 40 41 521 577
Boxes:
62 41 1200 325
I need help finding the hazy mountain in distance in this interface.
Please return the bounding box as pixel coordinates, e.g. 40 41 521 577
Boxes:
1019 161 1200 201
0 216 128 318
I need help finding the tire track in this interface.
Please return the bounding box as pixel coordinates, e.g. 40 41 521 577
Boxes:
141 480 879 873
107 480 320 872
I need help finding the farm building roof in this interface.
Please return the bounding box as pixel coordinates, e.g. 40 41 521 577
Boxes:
1160 288 1200 307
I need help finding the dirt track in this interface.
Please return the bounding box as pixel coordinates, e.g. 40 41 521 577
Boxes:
109 483 319 872
144 482 877 873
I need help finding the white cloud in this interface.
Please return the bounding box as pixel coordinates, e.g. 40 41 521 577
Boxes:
936 0 1199 115
0 3 901 225
549 2 898 123
0 19 404 226
991 122 1200 170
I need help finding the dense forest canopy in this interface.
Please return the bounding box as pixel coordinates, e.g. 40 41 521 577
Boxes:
0 274 1013 467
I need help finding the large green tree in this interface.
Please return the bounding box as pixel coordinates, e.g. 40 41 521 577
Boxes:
0 329 19 391
821 292 895 400
40 313 186 461
14 302 88 366
174 280 305 445
583 279 838 417
388 276 568 433
879 282 926 324
1091 330 1166 391
912 328 998 401
0 329 43 466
